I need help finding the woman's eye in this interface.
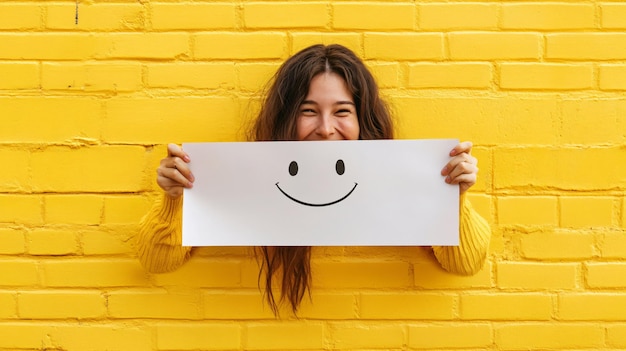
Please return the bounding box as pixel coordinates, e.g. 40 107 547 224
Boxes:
289 161 298 176
335 159 345 175
301 108 315 114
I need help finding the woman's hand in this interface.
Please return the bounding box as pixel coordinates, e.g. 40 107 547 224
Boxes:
441 141 478 195
156 144 194 199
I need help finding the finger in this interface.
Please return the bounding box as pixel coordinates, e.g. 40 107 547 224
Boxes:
171 157 195 182
441 153 477 176
445 160 478 183
167 143 190 162
449 141 473 156
157 166 193 188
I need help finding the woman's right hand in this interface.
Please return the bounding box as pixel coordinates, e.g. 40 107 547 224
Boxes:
156 144 194 199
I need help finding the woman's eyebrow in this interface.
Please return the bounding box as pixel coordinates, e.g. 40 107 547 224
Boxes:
300 100 355 106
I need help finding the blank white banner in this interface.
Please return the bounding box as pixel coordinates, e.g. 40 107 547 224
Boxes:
182 139 459 246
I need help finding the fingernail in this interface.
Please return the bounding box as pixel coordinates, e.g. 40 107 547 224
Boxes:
187 181 193 188
189 172 195 182
450 149 457 156
446 176 451 183
184 154 191 162
441 166 448 174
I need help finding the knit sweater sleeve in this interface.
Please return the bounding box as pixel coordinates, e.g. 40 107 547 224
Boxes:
136 193 192 273
432 193 491 275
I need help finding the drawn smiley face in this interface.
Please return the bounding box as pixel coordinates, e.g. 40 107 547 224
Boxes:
275 159 358 207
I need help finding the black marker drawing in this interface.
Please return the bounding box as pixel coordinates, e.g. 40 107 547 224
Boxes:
275 159 358 207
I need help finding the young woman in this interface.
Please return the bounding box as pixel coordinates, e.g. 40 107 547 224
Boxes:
137 44 491 314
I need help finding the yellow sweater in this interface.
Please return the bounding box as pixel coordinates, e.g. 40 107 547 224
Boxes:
136 192 491 275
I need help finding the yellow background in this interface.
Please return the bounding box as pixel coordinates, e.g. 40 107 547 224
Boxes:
1 0 626 349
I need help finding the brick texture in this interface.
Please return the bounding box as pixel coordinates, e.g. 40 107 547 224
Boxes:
1 1 625 350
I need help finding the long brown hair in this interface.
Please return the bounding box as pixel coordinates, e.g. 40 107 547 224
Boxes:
251 44 394 314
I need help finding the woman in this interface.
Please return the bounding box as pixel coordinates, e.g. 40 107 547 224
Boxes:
137 44 491 315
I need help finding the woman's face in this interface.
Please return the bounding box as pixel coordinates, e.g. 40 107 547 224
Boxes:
296 72 360 141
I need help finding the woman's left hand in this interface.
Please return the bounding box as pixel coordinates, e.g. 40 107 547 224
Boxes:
441 141 478 195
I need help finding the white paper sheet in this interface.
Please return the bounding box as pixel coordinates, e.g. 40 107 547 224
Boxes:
182 139 459 246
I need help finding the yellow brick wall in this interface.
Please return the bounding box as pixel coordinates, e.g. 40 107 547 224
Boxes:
0 0 625 350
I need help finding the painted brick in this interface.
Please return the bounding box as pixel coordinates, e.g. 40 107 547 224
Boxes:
53 325 152 351
0 293 15 318
496 324 604 350
392 96 559 145
0 195 42 225
244 2 328 29
108 291 201 319
521 231 595 260
502 3 594 29
0 34 95 60
27 229 78 256
494 147 626 191
586 262 626 288
0 260 39 286
500 63 593 90
237 63 281 92
497 262 578 289
449 32 541 60
561 196 615 228
0 148 30 192
42 62 142 92
18 291 105 319
364 33 444 60
81 230 131 255
104 97 240 143
560 98 626 144
96 33 189 59
420 3 498 30
0 228 24 255
147 63 235 89
559 293 626 320
298 292 358 320
291 33 361 55
203 292 274 319
408 63 492 89
360 293 455 320
0 4 40 29
31 146 146 192
0 324 49 348
602 3 626 28
45 195 102 224
245 323 324 350
47 4 145 30
313 260 411 288
498 196 557 226
413 259 491 289
600 232 626 258
194 33 286 60
599 64 626 90
608 325 626 347
408 323 492 348
157 323 241 350
331 324 404 349
547 33 626 60
461 293 552 320
152 259 241 288
43 260 149 287
103 196 151 224
467 193 493 224
333 3 415 30
0 63 39 90
152 3 235 30
367 62 401 88
0 97 101 143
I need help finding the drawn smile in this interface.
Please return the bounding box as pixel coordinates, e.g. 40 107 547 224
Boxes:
275 182 358 207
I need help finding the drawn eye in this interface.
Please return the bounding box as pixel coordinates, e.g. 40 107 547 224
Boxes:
335 159 345 175
289 161 298 176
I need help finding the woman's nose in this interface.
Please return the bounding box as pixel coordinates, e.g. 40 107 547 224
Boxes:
315 114 335 139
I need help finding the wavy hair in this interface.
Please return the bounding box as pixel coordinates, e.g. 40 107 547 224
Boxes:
251 44 394 314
